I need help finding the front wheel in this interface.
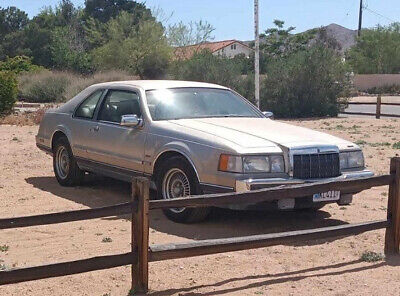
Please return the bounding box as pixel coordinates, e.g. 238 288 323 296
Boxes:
53 136 84 186
156 156 210 223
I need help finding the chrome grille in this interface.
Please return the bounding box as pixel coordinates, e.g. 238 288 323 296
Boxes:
293 153 340 179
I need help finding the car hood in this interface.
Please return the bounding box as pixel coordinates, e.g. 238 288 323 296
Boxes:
168 117 357 151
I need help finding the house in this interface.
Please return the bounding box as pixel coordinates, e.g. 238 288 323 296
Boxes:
174 40 253 60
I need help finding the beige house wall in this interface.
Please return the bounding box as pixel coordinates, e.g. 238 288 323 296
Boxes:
213 42 252 58
354 74 400 91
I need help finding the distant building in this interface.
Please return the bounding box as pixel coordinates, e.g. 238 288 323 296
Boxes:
175 40 253 60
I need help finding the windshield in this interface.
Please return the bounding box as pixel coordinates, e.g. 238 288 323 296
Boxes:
145 88 261 121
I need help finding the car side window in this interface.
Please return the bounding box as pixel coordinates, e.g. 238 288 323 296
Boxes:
98 90 141 123
74 90 103 119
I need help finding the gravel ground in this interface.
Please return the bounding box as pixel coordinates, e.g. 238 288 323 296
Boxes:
1 117 400 296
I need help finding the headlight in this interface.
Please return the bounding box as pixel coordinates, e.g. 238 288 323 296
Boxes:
218 154 284 173
270 155 285 172
243 156 270 173
339 151 364 169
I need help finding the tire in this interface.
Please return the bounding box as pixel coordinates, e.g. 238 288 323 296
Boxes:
53 136 84 186
156 156 211 223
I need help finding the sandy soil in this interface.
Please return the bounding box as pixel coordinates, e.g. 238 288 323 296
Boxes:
1 117 400 296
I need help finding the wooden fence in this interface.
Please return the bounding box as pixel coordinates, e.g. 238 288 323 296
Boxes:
1 157 400 294
340 95 400 118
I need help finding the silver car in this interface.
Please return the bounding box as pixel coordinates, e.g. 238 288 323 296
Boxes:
36 80 373 222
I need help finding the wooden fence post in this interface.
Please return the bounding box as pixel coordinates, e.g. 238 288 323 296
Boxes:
131 177 150 293
376 94 381 119
385 157 400 255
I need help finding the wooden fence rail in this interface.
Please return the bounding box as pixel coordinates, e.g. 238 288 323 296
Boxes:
340 95 400 118
1 157 399 294
0 202 134 229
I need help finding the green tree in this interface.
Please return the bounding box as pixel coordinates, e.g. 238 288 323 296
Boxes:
51 26 93 73
167 20 215 47
261 19 317 58
84 0 153 23
347 23 400 74
0 6 29 36
261 46 350 118
92 12 171 78
0 6 29 59
169 50 253 100
0 70 18 114
22 22 53 67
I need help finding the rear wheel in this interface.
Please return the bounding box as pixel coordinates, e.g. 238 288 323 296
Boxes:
53 136 84 186
156 156 210 223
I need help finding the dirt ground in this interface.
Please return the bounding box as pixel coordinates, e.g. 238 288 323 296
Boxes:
1 117 400 296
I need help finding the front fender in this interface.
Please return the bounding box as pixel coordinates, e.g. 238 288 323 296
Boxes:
151 141 201 180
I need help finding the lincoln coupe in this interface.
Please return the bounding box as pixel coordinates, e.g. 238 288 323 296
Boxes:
36 80 373 222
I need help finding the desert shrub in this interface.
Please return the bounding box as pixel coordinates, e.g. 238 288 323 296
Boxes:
0 71 18 114
347 23 400 74
0 56 44 74
261 46 350 118
366 84 400 95
0 107 51 126
18 70 138 102
18 70 71 102
360 251 384 262
64 70 138 99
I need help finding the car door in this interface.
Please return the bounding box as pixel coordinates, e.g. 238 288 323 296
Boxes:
86 89 147 174
70 89 105 159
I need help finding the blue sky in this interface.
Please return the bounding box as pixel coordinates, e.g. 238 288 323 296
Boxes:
2 0 399 40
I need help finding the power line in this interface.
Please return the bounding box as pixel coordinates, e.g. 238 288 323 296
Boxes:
363 6 396 23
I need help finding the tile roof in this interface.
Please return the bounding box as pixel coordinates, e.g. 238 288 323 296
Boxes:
174 40 252 59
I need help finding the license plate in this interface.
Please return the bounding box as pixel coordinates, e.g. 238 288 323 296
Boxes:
313 190 340 202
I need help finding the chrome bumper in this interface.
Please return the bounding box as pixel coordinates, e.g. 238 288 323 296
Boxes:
235 169 374 192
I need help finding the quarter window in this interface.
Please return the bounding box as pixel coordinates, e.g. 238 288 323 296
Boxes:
98 90 141 123
75 90 103 119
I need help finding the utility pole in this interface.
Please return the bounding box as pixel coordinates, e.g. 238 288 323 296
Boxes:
254 0 260 109
358 0 363 36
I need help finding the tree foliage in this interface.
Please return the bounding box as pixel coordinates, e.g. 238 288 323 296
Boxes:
0 56 43 74
51 26 93 73
0 70 18 114
0 6 29 36
169 50 253 100
92 11 171 78
347 23 400 74
84 0 153 23
0 6 29 60
261 19 317 58
167 20 215 47
261 46 350 118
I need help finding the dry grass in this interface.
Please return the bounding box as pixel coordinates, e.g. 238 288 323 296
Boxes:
18 70 139 103
0 108 48 126
63 70 140 100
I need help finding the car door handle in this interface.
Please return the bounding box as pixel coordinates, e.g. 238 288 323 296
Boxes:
90 126 99 132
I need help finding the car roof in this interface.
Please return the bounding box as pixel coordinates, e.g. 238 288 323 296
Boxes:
91 80 229 91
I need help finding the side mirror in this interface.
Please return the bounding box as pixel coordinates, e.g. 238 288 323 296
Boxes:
262 111 274 119
121 114 142 127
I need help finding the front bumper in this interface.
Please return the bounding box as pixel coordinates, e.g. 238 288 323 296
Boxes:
235 169 374 192
202 169 373 210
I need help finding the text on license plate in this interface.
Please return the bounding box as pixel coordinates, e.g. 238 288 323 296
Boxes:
313 191 340 202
